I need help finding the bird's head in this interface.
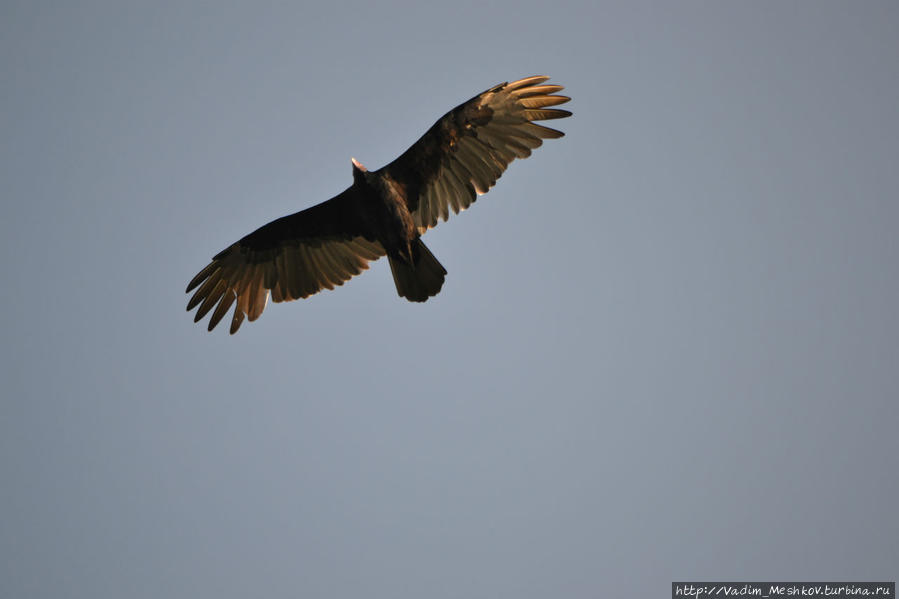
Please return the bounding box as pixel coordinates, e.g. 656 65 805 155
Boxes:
351 157 368 185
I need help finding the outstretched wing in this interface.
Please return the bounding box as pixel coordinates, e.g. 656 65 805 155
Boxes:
379 76 571 232
186 191 385 334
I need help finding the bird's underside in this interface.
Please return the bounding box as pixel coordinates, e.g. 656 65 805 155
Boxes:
186 75 572 333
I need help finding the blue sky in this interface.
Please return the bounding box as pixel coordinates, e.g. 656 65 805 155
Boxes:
2 2 897 597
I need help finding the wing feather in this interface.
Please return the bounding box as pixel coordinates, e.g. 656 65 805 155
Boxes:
208 289 237 331
518 95 570 109
193 279 228 322
502 75 550 90
351 237 386 260
247 273 267 322
315 246 340 284
186 262 219 293
187 271 222 312
323 245 353 280
521 122 565 139
274 249 290 300
523 108 572 121
308 246 336 290
298 244 324 294
229 309 245 335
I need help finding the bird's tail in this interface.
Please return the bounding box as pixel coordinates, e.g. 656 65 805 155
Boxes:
388 238 447 302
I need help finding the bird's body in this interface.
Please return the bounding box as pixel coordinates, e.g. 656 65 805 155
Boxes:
187 76 571 333
352 162 418 265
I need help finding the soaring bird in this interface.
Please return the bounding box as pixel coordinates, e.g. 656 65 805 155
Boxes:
186 76 571 333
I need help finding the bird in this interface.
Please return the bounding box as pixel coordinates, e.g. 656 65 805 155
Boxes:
186 75 571 333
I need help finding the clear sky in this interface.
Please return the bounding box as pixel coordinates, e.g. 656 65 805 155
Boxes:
2 1 897 597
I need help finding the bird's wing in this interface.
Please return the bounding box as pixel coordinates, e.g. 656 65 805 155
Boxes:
379 76 571 233
186 191 385 334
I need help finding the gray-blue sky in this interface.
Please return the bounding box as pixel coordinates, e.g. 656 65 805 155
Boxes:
2 2 897 597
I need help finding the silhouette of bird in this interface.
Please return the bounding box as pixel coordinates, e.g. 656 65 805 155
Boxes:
186 76 571 333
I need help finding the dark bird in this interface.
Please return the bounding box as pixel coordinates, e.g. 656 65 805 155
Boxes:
186 76 571 333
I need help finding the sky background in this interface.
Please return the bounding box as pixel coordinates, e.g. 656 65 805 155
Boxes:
2 1 897 597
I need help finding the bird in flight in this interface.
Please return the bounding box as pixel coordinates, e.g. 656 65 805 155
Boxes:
186 75 571 333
